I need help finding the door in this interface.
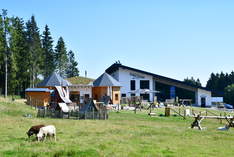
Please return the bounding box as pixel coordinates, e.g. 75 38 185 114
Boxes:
201 97 206 107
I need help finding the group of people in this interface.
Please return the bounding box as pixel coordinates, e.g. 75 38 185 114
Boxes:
27 124 56 141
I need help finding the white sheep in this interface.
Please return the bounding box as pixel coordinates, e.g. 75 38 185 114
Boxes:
37 125 56 141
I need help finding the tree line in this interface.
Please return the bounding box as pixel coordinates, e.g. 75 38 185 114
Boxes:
181 73 234 105
206 71 234 105
0 9 79 96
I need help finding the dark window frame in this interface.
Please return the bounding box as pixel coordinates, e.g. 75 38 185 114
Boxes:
140 80 150 89
130 80 136 90
121 93 126 97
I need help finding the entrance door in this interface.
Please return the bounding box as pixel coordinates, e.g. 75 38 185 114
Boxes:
201 97 206 107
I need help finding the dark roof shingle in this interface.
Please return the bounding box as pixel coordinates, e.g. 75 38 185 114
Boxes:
37 72 71 87
93 73 121 87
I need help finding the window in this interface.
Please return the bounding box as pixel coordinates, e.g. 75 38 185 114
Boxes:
131 93 135 97
140 80 149 89
121 94 126 97
130 80 135 90
140 94 150 101
115 94 119 101
70 94 80 103
84 94 90 99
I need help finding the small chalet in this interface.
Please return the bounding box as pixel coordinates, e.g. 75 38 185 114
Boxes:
92 73 121 105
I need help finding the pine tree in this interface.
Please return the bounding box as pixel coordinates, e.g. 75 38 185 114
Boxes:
54 37 68 77
206 73 218 91
9 17 29 95
66 50 79 78
184 77 201 87
42 25 55 77
0 9 10 97
0 13 5 94
26 15 43 87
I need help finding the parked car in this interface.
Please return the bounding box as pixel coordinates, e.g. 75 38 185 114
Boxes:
224 104 233 109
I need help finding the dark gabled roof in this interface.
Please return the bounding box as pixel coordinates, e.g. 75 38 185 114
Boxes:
105 63 210 91
93 72 121 87
37 72 72 87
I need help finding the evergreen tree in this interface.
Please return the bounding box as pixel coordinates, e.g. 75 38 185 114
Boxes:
26 15 43 87
230 71 234 84
66 50 79 78
0 13 5 94
206 73 218 91
184 77 201 87
9 17 29 95
0 9 10 97
54 37 68 77
216 72 226 91
0 10 80 97
42 25 55 77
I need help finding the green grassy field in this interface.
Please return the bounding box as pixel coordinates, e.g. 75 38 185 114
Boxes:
0 99 234 157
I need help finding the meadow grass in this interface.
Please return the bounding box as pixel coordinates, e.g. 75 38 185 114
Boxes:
0 99 234 157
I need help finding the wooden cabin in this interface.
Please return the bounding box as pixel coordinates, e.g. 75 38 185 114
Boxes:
92 73 121 105
25 72 72 108
25 88 52 107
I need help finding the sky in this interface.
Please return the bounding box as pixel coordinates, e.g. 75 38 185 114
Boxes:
2 0 234 86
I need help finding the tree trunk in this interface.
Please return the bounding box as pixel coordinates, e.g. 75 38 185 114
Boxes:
4 55 7 98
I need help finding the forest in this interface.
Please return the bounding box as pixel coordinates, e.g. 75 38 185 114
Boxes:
0 9 79 96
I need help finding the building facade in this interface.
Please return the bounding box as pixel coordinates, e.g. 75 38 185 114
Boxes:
106 63 212 107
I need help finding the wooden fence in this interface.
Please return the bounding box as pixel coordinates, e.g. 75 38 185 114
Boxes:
37 109 108 120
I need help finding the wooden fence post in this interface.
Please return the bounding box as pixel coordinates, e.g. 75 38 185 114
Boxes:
183 109 186 120
220 113 222 124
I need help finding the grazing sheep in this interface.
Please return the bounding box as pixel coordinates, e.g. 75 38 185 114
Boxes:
27 125 45 138
37 125 56 141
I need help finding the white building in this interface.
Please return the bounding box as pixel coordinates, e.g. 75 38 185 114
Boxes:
106 63 212 107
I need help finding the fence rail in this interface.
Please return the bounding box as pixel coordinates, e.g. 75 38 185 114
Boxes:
37 109 108 120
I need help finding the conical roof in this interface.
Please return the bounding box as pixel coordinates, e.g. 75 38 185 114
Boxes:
93 73 121 87
37 72 72 87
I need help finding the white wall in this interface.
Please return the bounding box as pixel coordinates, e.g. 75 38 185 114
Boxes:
111 68 154 101
211 97 223 103
69 85 92 103
196 89 212 107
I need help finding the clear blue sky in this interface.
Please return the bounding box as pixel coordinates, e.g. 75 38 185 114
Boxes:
2 0 234 86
